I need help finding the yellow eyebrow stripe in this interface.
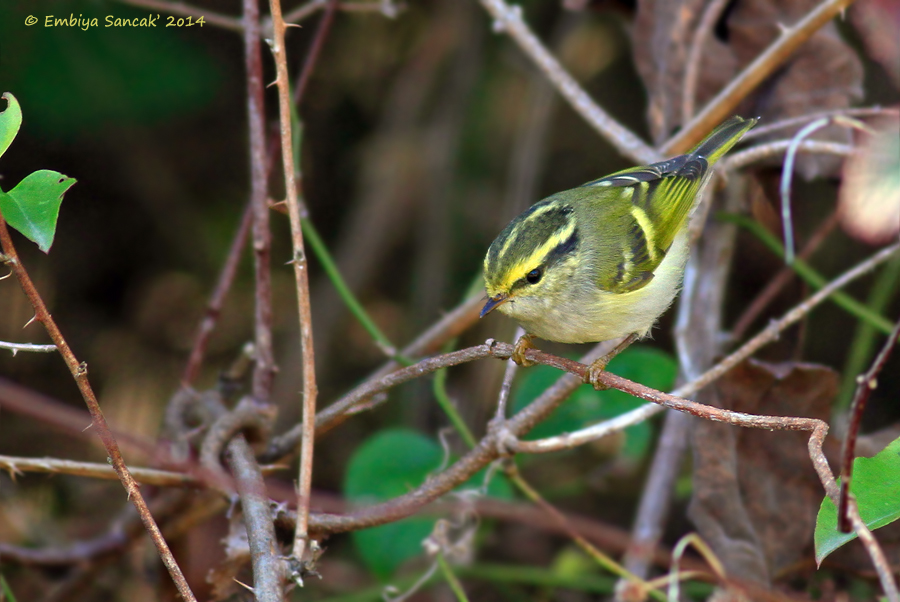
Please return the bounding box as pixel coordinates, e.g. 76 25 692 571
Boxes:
505 218 577 286
497 203 561 260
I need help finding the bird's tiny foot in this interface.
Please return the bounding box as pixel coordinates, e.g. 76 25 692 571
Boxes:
511 334 536 367
585 357 611 391
585 333 639 390
487 416 518 457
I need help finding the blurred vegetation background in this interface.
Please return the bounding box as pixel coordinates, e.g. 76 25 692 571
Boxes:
0 0 898 599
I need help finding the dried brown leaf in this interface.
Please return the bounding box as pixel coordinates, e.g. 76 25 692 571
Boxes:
727 0 863 178
689 359 837 585
633 0 738 143
632 0 864 176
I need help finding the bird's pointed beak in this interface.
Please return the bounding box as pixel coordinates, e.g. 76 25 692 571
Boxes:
480 294 509 318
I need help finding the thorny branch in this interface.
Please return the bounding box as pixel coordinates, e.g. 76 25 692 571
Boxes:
267 0 321 568
235 0 286 597
0 216 198 602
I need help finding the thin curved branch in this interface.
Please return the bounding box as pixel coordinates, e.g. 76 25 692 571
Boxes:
0 455 198 486
719 139 853 173
244 0 276 402
301 335 899 596
0 217 197 602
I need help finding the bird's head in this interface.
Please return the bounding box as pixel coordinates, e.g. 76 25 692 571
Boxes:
481 196 581 320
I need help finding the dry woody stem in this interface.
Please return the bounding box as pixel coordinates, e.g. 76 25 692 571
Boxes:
0 215 198 601
267 0 320 566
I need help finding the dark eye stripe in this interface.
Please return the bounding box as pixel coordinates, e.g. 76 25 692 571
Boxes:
544 225 579 267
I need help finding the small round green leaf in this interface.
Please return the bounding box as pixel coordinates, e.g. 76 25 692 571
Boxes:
344 429 443 579
0 170 76 252
0 92 22 160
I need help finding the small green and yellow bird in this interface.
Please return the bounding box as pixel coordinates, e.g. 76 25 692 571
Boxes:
481 116 757 387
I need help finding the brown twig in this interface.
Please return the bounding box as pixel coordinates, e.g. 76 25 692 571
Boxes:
493 327 524 421
0 453 284 487
0 217 197 601
838 317 900 532
244 0 276 402
199 397 277 488
239 0 286 596
663 0 859 155
267 0 320 567
182 201 254 385
0 455 198 486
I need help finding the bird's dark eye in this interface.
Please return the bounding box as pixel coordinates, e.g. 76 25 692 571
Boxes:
525 268 543 284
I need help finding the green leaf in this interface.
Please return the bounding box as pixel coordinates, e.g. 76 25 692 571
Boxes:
815 436 900 564
344 429 443 579
513 346 677 460
0 92 22 159
0 170 76 252
344 429 514 578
